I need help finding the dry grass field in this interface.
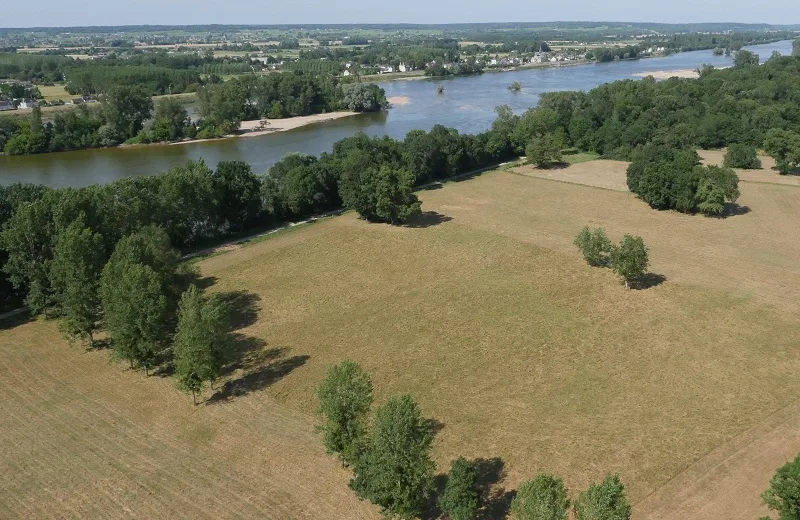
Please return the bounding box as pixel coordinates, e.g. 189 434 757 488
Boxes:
2 162 800 519
37 84 73 102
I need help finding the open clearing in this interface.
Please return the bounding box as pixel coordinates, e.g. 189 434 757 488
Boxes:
37 84 73 102
699 149 800 186
2 163 800 518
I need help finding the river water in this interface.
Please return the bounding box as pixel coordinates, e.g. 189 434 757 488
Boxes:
0 40 792 188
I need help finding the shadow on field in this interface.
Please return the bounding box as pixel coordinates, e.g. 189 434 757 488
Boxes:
718 203 751 218
207 350 310 405
405 211 453 228
633 273 667 290
475 457 516 520
218 290 261 329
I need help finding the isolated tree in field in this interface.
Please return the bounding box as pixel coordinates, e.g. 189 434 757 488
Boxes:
574 474 630 520
173 284 231 404
574 227 613 267
526 132 564 168
723 143 761 169
511 473 570 520
350 394 435 518
100 261 168 375
316 360 373 466
339 165 421 224
761 453 800 520
438 457 480 520
610 235 649 289
49 218 105 347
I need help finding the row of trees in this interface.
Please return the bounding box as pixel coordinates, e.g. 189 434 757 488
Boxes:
316 360 632 519
0 86 182 154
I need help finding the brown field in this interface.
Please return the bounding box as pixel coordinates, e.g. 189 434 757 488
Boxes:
699 149 800 186
2 164 800 519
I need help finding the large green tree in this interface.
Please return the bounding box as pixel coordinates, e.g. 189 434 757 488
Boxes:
100 261 168 375
173 284 230 404
103 85 154 141
350 394 435 518
511 474 570 520
574 474 630 520
212 161 263 230
339 165 421 224
49 218 106 347
316 360 373 466
526 133 565 168
574 227 613 267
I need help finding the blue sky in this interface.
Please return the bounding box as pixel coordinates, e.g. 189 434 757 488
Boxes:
3 0 800 28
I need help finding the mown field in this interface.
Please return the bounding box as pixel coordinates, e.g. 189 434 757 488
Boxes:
2 163 799 519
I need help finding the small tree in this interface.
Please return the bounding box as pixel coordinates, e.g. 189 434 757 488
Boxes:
439 457 480 520
610 235 649 289
316 360 373 466
350 394 435 519
526 133 564 168
100 261 168 375
508 81 522 92
173 285 230 404
574 227 613 267
762 453 800 520
511 473 570 520
723 144 761 169
49 218 106 347
574 474 630 520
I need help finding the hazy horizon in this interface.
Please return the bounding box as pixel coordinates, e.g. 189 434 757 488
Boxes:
3 0 800 29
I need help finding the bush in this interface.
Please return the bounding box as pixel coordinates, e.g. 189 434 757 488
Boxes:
511 474 570 520
574 227 613 267
762 453 800 520
525 132 564 167
610 235 648 289
438 457 480 520
574 474 630 520
723 144 761 169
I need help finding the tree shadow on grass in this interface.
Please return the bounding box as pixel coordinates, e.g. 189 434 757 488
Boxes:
405 211 453 229
718 203 751 218
206 350 310 405
217 290 261 330
632 273 667 290
475 457 516 520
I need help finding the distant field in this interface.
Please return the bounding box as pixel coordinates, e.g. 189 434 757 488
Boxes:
2 164 800 518
37 84 72 102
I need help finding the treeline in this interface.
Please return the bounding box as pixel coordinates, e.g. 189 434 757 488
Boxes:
195 73 386 137
316 360 633 519
0 87 186 154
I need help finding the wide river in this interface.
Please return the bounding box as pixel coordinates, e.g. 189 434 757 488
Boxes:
0 40 793 187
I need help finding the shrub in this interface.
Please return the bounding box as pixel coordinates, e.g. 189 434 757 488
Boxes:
723 143 761 169
511 474 570 520
438 457 480 520
610 235 648 289
762 453 800 520
574 474 630 520
574 227 613 267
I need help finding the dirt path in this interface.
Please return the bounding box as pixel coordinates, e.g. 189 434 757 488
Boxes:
635 397 800 519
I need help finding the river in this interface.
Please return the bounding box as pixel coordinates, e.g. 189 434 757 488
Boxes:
0 40 793 188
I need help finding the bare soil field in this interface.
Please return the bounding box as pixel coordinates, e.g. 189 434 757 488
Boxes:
511 159 630 191
2 168 799 519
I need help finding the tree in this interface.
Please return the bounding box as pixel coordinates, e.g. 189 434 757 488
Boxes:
350 394 435 519
341 83 387 112
793 39 800 58
339 165 421 224
100 261 168 375
762 453 800 520
723 143 761 169
103 85 154 141
212 161 263 230
316 360 373 466
146 98 190 142
173 284 230 404
526 133 564 168
574 474 630 520
49 218 105 347
511 474 570 520
104 226 180 293
733 50 759 68
508 81 522 92
438 457 480 520
610 235 648 289
574 227 613 267
763 129 800 175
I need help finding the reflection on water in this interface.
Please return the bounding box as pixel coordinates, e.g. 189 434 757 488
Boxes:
0 40 792 188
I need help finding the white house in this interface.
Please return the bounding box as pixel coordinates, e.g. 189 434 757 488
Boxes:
398 62 412 72
378 65 395 74
343 70 351 77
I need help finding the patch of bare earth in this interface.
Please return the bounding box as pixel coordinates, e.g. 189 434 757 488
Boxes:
699 149 800 187
511 160 630 191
